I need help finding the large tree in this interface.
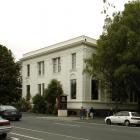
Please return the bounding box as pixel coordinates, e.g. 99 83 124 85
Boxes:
0 44 21 104
84 0 140 111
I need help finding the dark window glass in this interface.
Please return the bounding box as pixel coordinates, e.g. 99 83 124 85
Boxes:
38 62 41 75
72 53 76 70
26 85 30 96
27 64 30 77
58 57 61 72
42 83 45 95
91 79 98 100
38 84 41 95
130 90 133 102
53 58 57 73
71 79 76 99
134 93 138 102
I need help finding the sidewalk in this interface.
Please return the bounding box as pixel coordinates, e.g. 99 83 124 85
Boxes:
23 112 105 124
38 116 105 124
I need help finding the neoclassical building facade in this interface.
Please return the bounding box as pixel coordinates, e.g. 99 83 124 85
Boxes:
21 36 137 112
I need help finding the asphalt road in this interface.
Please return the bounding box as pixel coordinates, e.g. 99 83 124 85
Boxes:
3 113 140 140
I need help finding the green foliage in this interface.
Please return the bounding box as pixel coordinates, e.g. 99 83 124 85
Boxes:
31 79 63 114
32 94 47 114
20 98 32 112
0 44 21 104
84 1 140 110
44 79 63 113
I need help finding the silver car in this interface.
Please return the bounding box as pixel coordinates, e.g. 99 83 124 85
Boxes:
105 111 140 126
0 116 12 138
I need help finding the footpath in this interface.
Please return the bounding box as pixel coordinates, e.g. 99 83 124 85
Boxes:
49 116 105 124
23 112 105 124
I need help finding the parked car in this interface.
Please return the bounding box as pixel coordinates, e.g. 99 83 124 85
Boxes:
105 111 140 126
0 116 12 138
0 105 22 121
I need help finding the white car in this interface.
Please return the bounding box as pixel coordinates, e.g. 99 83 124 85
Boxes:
105 111 140 126
0 116 12 138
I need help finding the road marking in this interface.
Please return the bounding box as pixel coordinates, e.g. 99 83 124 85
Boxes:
54 122 80 127
13 126 90 140
11 137 20 140
10 132 43 140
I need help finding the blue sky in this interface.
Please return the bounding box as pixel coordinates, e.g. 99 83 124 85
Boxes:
0 0 129 60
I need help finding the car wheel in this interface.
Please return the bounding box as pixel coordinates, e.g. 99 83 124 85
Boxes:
15 118 20 121
124 120 130 126
2 133 7 138
106 119 111 125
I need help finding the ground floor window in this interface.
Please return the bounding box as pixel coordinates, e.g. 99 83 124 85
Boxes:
38 84 41 95
130 90 138 103
38 83 45 95
70 79 76 99
26 85 30 100
91 79 99 100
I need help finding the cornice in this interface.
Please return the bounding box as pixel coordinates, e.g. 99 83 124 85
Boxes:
20 35 97 61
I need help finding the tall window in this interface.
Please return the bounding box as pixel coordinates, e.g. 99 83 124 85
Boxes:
70 79 76 99
27 64 30 77
38 83 45 95
42 83 45 95
53 57 61 73
26 85 31 101
91 79 99 100
38 84 41 95
58 57 61 72
72 53 76 70
37 61 44 75
130 90 138 103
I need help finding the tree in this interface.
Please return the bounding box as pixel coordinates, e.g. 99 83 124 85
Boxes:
44 79 63 113
0 44 21 104
32 94 47 113
84 0 140 111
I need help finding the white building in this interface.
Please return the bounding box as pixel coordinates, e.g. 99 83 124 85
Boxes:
21 36 137 114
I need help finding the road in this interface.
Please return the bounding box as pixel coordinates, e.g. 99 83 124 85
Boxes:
3 113 140 140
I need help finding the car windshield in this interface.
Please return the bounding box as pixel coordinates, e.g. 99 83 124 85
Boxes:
0 116 3 120
131 112 140 117
0 106 16 111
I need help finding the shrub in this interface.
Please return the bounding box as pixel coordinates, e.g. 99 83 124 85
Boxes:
20 98 32 112
32 94 47 114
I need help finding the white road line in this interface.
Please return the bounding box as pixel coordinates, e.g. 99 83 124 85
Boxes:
13 126 90 140
54 122 80 127
10 132 43 140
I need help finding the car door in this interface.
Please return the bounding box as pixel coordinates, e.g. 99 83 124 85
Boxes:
112 112 124 124
119 111 130 124
110 112 121 124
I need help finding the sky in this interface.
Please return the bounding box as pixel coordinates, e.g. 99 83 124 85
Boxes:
0 0 130 60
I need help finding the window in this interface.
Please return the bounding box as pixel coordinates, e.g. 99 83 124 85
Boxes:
58 57 61 72
27 64 30 77
38 84 41 95
52 57 61 73
42 83 45 95
38 83 45 95
72 53 76 70
26 85 30 96
91 79 99 100
70 79 76 99
130 90 138 103
37 61 44 75
130 90 133 102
